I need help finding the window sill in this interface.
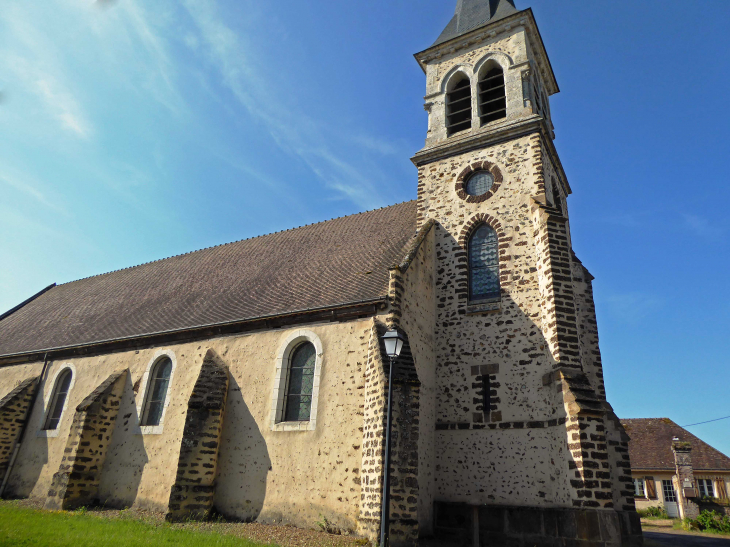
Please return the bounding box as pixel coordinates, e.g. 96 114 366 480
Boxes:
271 420 315 432
466 298 501 315
37 429 59 438
137 425 164 435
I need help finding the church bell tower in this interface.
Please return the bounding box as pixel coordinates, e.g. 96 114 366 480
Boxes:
412 1 643 545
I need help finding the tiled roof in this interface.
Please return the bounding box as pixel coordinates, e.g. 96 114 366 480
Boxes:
432 0 518 47
621 418 730 471
0 201 418 357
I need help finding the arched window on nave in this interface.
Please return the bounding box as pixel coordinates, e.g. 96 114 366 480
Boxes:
284 342 316 422
43 368 73 430
141 356 172 427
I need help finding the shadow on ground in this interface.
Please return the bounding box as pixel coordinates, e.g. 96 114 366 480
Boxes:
644 529 730 546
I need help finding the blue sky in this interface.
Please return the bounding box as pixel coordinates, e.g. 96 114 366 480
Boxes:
1 1 729 456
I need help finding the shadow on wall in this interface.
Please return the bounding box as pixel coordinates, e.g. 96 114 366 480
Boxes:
213 374 270 521
4 381 49 499
96 373 148 508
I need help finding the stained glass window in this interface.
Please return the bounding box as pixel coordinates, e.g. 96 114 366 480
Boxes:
466 171 494 196
141 357 172 427
44 369 72 430
284 343 316 422
468 224 500 301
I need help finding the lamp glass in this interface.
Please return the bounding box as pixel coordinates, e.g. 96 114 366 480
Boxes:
382 330 405 358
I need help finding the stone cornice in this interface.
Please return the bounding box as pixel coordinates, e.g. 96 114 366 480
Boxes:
414 8 558 96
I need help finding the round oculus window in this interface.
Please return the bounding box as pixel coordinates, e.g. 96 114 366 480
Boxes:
465 171 494 196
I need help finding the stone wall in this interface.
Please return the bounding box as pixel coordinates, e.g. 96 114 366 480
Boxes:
1 319 374 530
45 370 127 510
0 376 39 483
434 501 642 547
167 349 229 521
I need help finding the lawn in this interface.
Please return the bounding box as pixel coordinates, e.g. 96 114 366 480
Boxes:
0 504 271 547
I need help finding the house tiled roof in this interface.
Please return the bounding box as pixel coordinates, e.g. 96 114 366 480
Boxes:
621 418 730 471
0 201 418 358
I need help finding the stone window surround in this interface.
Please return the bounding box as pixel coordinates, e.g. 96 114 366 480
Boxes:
459 213 509 314
136 349 177 435
440 52 514 137
37 363 77 438
270 329 323 432
455 160 503 203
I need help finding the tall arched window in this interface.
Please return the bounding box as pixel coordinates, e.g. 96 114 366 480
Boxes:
468 224 500 301
141 356 172 427
284 342 316 422
446 75 472 135
43 368 73 430
479 66 506 125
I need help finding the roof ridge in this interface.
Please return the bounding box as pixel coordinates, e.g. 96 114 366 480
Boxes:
56 200 417 288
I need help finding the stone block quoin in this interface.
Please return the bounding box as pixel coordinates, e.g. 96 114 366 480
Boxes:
0 376 40 483
166 349 229 522
44 369 128 510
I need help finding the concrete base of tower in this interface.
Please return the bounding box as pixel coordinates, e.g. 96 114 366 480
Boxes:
431 501 643 547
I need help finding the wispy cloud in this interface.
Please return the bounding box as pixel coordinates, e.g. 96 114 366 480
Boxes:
0 166 69 215
682 213 724 240
179 0 389 208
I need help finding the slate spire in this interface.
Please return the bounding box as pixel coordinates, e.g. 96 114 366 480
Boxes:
433 0 518 47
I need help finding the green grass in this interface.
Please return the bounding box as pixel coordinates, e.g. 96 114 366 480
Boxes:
0 504 273 547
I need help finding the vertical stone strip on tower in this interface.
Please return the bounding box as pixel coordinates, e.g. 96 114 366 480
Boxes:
45 370 128 510
531 135 581 372
166 349 229 522
571 254 607 399
0 376 40 483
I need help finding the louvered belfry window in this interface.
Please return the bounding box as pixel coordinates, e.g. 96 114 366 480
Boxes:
469 224 500 301
284 342 316 421
446 76 472 135
479 67 507 125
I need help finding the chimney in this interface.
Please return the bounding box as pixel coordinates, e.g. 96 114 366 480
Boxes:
672 440 699 519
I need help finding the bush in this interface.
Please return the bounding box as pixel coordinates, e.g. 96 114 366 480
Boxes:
694 510 730 533
637 506 669 519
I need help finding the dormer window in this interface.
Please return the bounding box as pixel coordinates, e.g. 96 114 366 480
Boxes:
446 75 472 135
479 66 506 125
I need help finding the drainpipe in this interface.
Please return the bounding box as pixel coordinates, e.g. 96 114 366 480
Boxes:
0 353 50 497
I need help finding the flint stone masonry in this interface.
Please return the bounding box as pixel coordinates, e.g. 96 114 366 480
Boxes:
45 370 128 510
167 349 229 521
0 376 39 482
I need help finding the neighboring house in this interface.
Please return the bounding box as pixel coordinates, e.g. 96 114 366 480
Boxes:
622 418 730 519
0 1 643 546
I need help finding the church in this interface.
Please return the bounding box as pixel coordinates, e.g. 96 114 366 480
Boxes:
0 1 643 546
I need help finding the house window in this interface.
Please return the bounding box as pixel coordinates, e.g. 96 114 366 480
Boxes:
446 75 472 135
634 478 646 498
284 342 316 422
698 479 715 498
662 480 677 502
141 356 172 427
479 66 506 125
468 224 500 301
43 368 73 430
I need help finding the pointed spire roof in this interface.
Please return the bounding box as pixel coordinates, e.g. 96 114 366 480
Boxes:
432 0 519 47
